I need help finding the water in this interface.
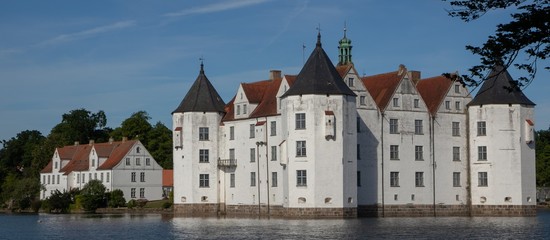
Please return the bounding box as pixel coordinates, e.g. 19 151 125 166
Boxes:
2 209 550 239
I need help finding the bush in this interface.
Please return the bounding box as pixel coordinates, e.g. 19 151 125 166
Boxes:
162 201 172 209
127 199 137 209
136 199 148 208
108 189 126 208
80 180 107 213
31 199 42 213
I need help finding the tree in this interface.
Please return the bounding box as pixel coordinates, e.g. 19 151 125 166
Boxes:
46 190 72 213
110 111 152 145
80 180 106 213
1 174 42 211
444 0 550 88
107 189 126 208
147 122 173 169
49 108 109 146
536 129 550 186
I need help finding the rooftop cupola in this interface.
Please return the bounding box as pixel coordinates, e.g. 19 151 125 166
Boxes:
337 24 353 66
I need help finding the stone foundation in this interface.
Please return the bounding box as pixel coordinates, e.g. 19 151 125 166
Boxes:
359 204 470 217
173 203 220 217
175 203 356 218
470 204 536 216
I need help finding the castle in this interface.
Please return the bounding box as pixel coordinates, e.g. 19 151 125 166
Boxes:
171 30 536 217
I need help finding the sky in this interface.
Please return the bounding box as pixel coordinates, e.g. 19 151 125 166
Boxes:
1 0 549 143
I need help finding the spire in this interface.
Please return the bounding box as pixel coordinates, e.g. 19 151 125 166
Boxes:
468 65 535 106
316 24 322 47
199 57 204 74
338 23 353 66
172 62 226 113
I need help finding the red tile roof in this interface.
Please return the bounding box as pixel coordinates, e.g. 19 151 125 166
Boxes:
40 161 53 173
58 145 92 175
242 80 271 103
335 64 353 78
221 96 236 122
249 78 282 118
97 140 137 170
361 71 404 110
416 76 453 115
163 169 173 187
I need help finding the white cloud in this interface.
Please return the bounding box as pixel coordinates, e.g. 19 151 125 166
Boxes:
164 0 270 17
39 20 136 45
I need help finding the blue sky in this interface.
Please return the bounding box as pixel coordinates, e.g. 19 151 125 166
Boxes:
1 0 549 143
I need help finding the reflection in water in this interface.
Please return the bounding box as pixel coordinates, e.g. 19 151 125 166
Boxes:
1 210 550 239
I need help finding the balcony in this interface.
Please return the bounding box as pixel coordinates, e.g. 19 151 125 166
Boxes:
218 158 237 168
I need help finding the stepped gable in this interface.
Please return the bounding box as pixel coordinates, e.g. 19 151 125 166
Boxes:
282 33 355 97
173 63 226 113
417 76 453 115
469 65 535 106
362 70 404 110
97 140 137 170
59 145 92 175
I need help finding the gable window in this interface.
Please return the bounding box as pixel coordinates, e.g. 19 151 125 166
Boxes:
478 172 488 187
199 174 209 188
477 121 486 136
55 162 58 169
445 101 451 110
452 122 460 136
131 172 136 182
250 172 256 187
230 126 235 140
455 85 460 93
136 158 141 166
230 173 235 188
126 158 130 166
478 146 487 161
199 149 209 163
415 146 423 160
249 124 255 138
243 104 247 114
92 158 95 167
455 101 461 110
415 172 424 187
199 127 209 141
136 147 140 153
237 105 241 115
250 148 255 162
390 145 399 160
146 158 150 166
296 141 307 157
453 172 461 187
390 119 398 134
393 98 399 107
270 121 276 136
390 172 399 187
348 77 354 87
297 170 307 186
296 113 306 129
414 99 419 108
272 172 278 187
271 146 277 161
415 120 423 134
453 147 460 161
140 172 145 182
360 96 366 105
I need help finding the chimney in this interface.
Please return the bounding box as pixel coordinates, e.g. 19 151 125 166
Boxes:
89 140 95 146
269 70 281 80
409 71 421 84
109 137 114 144
122 137 128 142
74 141 79 146
398 64 406 75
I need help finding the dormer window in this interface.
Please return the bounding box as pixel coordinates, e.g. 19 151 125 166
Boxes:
348 78 354 87
54 162 58 169
455 85 460 93
414 99 419 108
237 105 241 115
243 104 247 114
136 147 141 153
392 98 399 107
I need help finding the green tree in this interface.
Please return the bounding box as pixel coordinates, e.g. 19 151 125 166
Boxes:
1 174 42 211
107 189 126 208
536 129 550 186
444 0 550 88
46 190 72 213
80 179 106 213
110 111 152 145
147 122 173 169
49 108 109 146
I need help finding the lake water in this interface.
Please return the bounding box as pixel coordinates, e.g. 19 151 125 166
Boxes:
2 209 550 239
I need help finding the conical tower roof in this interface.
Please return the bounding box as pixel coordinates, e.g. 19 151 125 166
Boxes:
468 65 535 106
282 33 355 98
173 63 226 113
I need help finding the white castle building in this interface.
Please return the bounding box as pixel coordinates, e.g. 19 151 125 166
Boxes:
172 31 536 217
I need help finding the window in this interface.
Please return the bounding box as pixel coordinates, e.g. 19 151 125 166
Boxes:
199 174 209 188
92 158 95 167
453 172 461 187
348 77 354 87
57 175 60 184
136 158 141 166
297 170 307 186
131 172 136 182
357 144 361 160
250 148 255 162
477 121 486 136
126 158 130 166
136 147 140 153
390 119 398 134
89 173 92 181
452 122 460 136
230 173 235 188
360 96 366 105
453 147 460 161
271 146 277 161
454 84 460 93
106 172 110 183
199 149 209 163
82 174 85 183
229 126 234 140
48 175 50 184
140 188 145 198
100 173 104 182
250 172 256 187
414 99 419 108
229 148 235 160
478 146 487 160
390 172 399 187
243 104 247 114
415 120 423 134
357 117 361 132
390 145 399 160
199 127 209 141
415 172 424 187
393 98 399 107
237 105 241 115
296 141 306 157
76 174 80 183
455 101 461 110
357 171 361 187
146 158 150 166
445 101 451 110
140 172 145 182
270 121 276 136
272 172 278 187
296 113 306 129
249 124 255 138
94 173 97 180
478 172 488 187
415 146 423 160
131 188 136 198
